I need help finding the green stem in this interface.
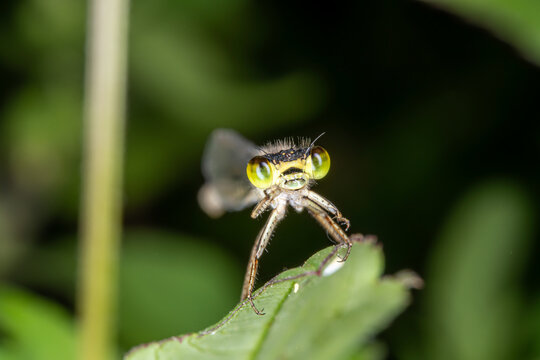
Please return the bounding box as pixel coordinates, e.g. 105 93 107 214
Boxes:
78 0 129 359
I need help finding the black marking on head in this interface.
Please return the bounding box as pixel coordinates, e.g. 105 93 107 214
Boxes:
265 148 308 164
282 167 303 176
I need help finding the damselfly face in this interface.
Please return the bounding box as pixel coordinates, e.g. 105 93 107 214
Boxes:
199 129 352 315
198 130 330 217
246 145 330 191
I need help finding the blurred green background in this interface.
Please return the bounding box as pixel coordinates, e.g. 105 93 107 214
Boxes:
0 0 539 359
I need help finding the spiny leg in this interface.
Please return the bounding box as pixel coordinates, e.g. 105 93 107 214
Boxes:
250 195 272 219
242 203 285 315
303 198 352 261
306 190 350 230
250 187 281 219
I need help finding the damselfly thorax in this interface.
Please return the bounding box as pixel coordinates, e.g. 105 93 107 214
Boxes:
198 129 352 314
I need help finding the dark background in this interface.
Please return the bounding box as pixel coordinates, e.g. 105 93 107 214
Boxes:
0 0 538 358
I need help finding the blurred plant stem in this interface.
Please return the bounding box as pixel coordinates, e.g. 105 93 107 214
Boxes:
78 0 129 359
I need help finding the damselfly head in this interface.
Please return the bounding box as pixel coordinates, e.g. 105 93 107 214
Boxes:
246 137 330 191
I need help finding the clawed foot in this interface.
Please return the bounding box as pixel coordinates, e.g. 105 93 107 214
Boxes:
337 242 352 262
335 216 350 231
247 296 265 316
337 233 378 263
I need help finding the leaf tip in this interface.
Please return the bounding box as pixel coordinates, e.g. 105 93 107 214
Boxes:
392 270 424 290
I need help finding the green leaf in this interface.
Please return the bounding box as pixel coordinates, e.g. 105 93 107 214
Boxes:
125 240 420 360
420 0 540 66
9 230 243 349
119 231 242 348
0 285 76 360
424 180 535 360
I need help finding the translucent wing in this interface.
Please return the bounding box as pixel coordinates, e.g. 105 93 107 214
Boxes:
198 129 263 218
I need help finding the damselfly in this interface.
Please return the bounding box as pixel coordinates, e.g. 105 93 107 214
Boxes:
198 129 352 314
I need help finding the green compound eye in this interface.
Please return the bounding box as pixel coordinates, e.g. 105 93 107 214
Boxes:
309 146 330 180
247 156 274 189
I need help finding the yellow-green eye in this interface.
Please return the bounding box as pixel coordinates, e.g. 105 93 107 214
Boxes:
247 156 274 189
309 146 330 179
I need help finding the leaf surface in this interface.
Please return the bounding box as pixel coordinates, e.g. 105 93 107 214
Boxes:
126 240 420 360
